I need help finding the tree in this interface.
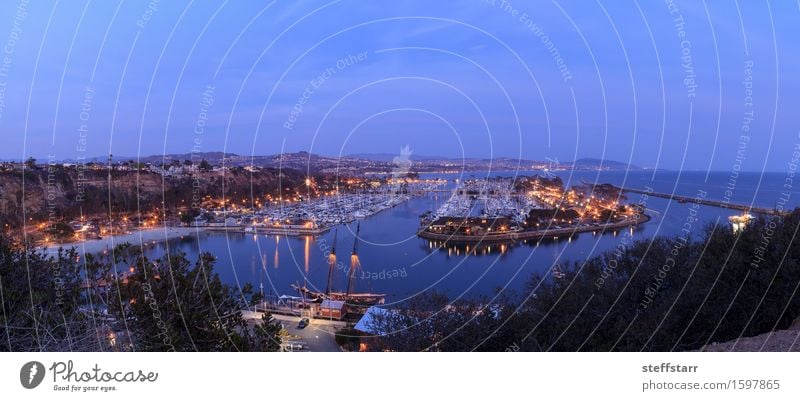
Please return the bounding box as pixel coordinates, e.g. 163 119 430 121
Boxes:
24 157 37 169
199 159 211 172
179 208 201 226
370 209 800 352
47 221 75 239
107 247 282 351
335 327 364 351
598 209 615 222
0 237 103 351
0 236 284 352
365 291 506 351
252 313 284 352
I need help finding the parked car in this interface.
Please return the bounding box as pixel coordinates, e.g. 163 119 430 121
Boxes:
297 318 310 329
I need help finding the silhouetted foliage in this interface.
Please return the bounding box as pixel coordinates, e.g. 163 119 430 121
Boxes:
46 221 75 239
108 247 282 351
0 237 282 352
0 238 102 351
371 210 800 351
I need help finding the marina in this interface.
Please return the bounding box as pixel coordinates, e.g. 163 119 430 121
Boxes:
192 179 447 236
419 176 647 244
129 170 798 306
418 212 650 244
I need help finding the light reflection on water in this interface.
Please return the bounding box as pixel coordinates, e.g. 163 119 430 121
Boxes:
141 171 798 303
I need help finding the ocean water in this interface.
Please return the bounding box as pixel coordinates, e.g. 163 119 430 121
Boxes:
143 171 800 305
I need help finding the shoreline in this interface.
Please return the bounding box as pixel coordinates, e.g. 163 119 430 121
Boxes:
203 225 332 236
42 227 198 256
418 213 651 244
40 211 651 256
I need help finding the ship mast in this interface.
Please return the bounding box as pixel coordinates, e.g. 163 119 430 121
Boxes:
325 229 337 296
346 223 361 296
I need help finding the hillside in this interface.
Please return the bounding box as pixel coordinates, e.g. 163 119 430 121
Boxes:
49 152 644 173
0 166 309 227
700 319 800 352
565 158 641 170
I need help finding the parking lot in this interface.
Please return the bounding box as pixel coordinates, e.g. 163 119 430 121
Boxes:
242 311 345 352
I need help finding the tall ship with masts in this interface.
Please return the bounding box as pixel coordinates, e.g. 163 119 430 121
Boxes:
292 223 386 309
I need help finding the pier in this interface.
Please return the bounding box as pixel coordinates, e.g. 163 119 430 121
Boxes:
610 185 786 216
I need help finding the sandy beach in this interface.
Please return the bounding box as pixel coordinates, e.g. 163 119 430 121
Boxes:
42 227 198 256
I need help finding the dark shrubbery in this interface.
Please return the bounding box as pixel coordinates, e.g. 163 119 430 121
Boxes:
369 210 800 351
0 239 282 351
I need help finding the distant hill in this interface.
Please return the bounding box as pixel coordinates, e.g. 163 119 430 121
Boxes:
565 158 641 171
42 152 641 172
0 166 307 227
58 153 232 164
346 153 450 162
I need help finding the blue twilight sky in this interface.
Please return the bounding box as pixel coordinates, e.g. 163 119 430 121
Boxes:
0 0 798 171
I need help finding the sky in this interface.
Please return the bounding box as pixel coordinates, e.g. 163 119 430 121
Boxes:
0 0 798 171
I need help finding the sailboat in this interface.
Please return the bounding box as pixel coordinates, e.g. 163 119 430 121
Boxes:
292 222 386 306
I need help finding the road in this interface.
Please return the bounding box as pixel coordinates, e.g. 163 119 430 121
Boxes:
242 311 344 352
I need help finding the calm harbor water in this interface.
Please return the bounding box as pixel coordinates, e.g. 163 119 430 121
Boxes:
143 170 800 306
